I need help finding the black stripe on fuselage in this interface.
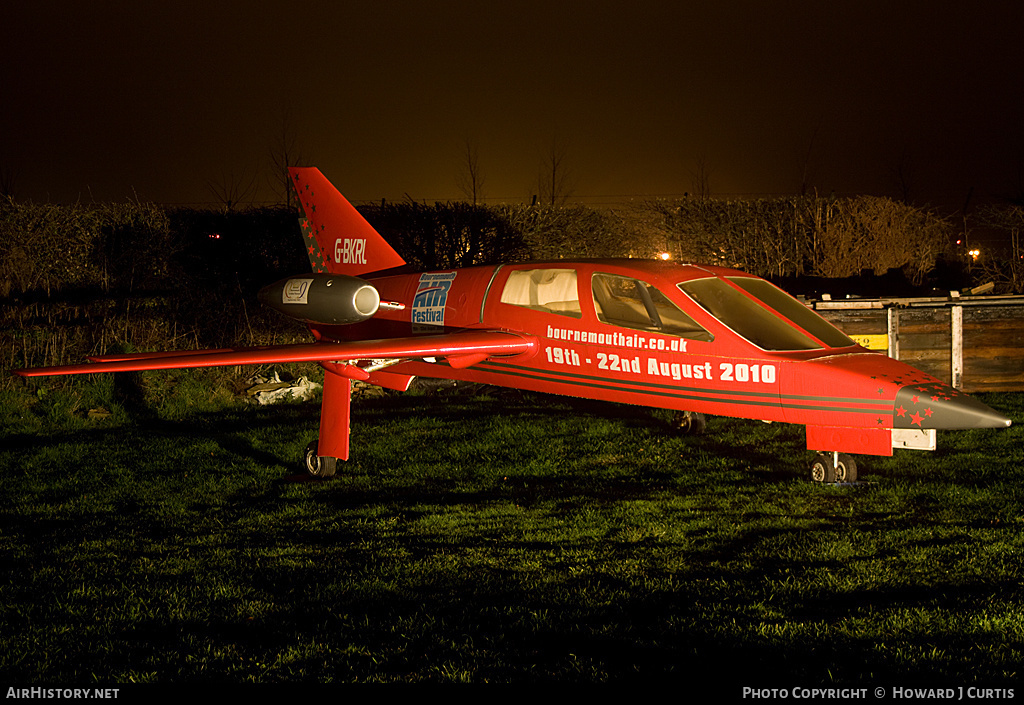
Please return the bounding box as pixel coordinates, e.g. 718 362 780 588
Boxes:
468 360 892 416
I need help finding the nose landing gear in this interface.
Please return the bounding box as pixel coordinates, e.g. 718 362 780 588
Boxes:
811 452 858 484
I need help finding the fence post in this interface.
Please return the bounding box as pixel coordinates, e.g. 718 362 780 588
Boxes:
951 304 963 389
887 306 900 359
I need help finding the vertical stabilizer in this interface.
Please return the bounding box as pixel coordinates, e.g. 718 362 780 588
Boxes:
289 167 406 276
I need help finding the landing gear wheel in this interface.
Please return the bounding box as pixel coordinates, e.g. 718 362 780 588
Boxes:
835 453 857 483
810 452 858 483
673 410 707 435
303 440 337 479
810 452 837 483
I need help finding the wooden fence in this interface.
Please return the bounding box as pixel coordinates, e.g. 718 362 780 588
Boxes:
814 294 1024 393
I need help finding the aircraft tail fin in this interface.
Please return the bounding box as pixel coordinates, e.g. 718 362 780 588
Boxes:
289 167 406 276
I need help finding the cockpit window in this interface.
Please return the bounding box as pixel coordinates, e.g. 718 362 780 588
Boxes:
679 277 829 351
500 268 582 318
726 277 855 348
593 273 713 341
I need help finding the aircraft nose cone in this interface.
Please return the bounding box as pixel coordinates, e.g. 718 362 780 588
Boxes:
893 383 1013 430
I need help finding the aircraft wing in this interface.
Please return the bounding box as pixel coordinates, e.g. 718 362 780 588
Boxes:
13 331 537 378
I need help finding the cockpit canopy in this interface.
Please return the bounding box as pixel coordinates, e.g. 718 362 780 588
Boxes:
496 263 855 352
678 276 855 351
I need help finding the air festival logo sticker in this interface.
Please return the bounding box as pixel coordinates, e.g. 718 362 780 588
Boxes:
412 272 457 331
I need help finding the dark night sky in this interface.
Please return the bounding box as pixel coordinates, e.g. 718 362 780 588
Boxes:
3 1 1022 211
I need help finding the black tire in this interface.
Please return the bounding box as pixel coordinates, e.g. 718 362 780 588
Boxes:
673 410 707 435
835 453 858 483
810 452 837 483
303 440 337 479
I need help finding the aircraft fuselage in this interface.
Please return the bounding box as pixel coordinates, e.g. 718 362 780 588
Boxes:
300 258 1008 459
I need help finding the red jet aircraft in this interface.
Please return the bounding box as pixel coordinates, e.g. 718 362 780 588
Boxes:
15 167 1012 482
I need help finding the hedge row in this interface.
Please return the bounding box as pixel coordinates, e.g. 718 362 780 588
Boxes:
1 201 309 378
1 194 998 382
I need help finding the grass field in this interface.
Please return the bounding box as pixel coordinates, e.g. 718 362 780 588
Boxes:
1 375 1022 687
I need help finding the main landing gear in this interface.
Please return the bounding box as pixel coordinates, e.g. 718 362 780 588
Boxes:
672 410 707 435
810 452 858 484
304 440 338 479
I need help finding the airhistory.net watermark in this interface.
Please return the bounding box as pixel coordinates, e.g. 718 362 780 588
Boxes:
6 689 119 700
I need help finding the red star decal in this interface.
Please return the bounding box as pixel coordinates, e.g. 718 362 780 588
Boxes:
912 395 919 404
925 408 933 417
308 245 316 255
896 406 907 417
911 412 924 426
931 395 940 401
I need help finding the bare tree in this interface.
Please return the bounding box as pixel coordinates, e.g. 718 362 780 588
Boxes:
537 137 575 206
978 204 1024 293
643 194 951 282
689 154 713 200
799 118 821 196
269 110 305 209
207 168 258 212
456 138 485 205
890 150 916 204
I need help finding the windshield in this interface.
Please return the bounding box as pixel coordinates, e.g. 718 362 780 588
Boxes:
726 277 854 348
678 277 854 351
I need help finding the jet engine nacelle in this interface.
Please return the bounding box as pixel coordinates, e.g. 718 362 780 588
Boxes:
258 274 380 325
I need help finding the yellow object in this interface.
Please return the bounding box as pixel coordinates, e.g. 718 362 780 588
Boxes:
850 334 888 351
